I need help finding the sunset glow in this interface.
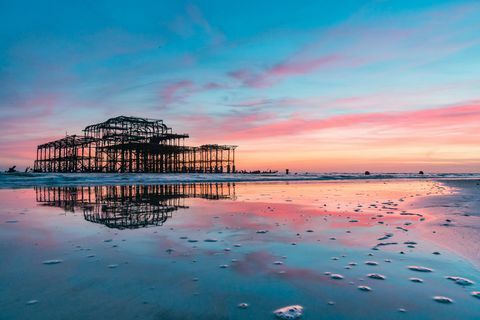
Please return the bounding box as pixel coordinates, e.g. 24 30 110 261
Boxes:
1 1 479 172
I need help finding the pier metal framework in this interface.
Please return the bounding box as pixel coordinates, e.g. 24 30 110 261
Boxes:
35 183 236 229
34 116 237 173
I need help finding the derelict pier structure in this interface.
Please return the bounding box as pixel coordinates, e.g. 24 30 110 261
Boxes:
34 116 237 173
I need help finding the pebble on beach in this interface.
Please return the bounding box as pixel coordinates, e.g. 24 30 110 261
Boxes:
408 266 434 272
358 285 372 292
42 259 63 265
446 276 474 286
433 296 453 304
367 273 386 280
273 305 304 319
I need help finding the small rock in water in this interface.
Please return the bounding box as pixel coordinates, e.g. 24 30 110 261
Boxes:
409 277 424 283
432 251 441 255
365 261 378 266
446 276 474 286
256 230 268 234
219 264 229 268
104 239 113 243
398 308 407 313
368 273 386 280
188 239 198 243
273 305 304 319
238 302 249 309
204 238 218 242
331 274 344 280
26 300 38 305
471 291 480 299
5 220 18 223
273 261 284 265
358 285 372 292
433 296 453 304
408 266 433 272
108 264 119 268
42 259 63 265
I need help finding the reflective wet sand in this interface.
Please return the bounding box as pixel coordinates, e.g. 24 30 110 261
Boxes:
0 180 478 319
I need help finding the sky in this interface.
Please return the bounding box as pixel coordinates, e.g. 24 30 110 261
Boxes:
0 0 479 172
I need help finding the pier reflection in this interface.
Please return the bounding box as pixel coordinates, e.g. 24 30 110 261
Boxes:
34 183 236 229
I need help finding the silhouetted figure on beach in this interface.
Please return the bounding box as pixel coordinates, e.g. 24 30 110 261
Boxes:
364 171 370 176
419 171 424 175
6 165 17 173
286 169 290 175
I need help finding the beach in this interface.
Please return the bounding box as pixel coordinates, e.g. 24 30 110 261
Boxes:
0 177 479 319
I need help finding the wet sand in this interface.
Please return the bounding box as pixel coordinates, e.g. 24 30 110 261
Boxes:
412 179 480 267
0 180 479 319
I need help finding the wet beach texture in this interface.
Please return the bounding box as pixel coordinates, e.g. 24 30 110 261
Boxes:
0 179 479 319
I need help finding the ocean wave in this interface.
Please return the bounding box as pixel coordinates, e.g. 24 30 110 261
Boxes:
0 172 479 189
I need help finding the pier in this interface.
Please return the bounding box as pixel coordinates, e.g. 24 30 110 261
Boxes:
34 116 236 173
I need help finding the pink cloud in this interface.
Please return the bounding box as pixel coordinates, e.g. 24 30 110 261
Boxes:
228 54 344 88
223 101 480 141
159 80 194 105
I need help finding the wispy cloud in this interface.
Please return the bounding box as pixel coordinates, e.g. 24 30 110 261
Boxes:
223 101 480 141
228 54 344 88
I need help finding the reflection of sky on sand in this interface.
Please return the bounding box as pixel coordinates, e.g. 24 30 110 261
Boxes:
0 181 479 319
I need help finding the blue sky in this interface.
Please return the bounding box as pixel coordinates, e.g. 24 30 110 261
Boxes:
1 0 479 171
